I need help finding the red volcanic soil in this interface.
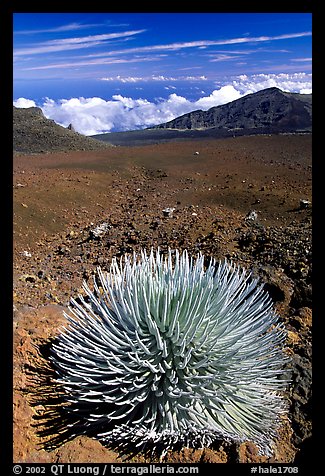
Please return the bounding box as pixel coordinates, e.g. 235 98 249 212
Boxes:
13 135 312 464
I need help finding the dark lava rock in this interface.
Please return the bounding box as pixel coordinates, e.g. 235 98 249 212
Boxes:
290 354 312 446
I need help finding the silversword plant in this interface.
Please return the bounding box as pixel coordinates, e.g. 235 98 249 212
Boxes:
50 249 289 456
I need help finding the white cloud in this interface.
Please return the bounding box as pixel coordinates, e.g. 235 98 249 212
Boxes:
14 30 146 56
23 55 164 71
231 72 312 95
15 22 107 35
18 30 311 66
195 86 241 109
101 75 143 83
111 95 151 109
291 58 312 62
13 73 312 136
13 90 237 135
100 74 207 83
13 98 37 108
76 31 312 59
209 54 242 62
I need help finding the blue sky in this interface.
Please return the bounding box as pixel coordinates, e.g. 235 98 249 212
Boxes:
13 13 312 134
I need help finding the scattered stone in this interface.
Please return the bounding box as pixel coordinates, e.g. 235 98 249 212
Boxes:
19 274 37 283
97 256 105 265
57 245 70 256
194 151 200 155
150 220 161 230
299 199 311 210
245 210 258 222
21 203 28 208
90 222 110 239
21 251 32 258
162 207 175 217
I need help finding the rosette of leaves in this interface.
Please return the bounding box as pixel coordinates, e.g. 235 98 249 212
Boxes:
50 249 289 456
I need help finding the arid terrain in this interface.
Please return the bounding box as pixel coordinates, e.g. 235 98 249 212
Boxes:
13 134 312 464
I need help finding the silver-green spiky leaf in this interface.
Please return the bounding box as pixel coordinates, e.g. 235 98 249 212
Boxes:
50 249 289 456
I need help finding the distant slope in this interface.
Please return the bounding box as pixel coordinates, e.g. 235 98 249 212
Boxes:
92 87 311 147
92 126 273 147
152 87 312 132
13 106 113 154
91 128 236 147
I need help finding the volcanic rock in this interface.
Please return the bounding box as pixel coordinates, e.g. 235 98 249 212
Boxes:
153 87 312 134
13 106 113 154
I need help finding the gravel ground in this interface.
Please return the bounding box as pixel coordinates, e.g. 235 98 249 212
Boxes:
13 135 312 464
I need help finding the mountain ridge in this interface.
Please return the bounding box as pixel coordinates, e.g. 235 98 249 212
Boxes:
150 87 312 132
13 106 113 154
92 87 311 146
